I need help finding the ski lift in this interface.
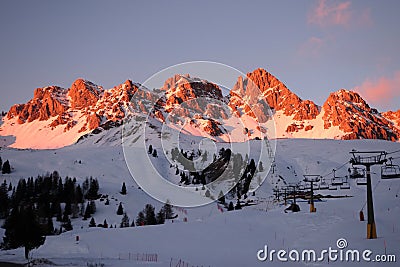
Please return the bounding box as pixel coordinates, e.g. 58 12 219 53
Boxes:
340 182 350 190
381 158 400 179
331 177 343 186
329 184 337 190
319 178 329 190
349 167 365 179
297 184 305 191
331 169 344 185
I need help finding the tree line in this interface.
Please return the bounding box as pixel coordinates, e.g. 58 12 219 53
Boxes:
0 171 100 259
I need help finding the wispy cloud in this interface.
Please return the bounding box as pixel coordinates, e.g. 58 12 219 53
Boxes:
354 71 400 110
308 0 372 28
298 36 325 58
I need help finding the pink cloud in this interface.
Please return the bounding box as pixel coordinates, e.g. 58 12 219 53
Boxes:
308 0 372 28
298 36 325 58
354 71 400 110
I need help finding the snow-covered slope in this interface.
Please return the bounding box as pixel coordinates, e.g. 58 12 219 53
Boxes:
0 138 399 266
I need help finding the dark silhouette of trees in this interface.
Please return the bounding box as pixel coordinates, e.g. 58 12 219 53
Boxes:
136 211 145 226
2 160 11 174
120 213 130 228
121 182 127 195
144 204 156 225
2 205 45 259
117 202 124 215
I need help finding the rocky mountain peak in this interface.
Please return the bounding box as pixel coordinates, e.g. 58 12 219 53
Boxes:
230 68 320 121
322 89 398 141
68 79 104 109
7 85 68 124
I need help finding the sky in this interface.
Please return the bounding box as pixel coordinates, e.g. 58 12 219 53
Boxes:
0 0 400 112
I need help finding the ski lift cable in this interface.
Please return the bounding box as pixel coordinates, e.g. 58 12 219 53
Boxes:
320 161 350 178
386 149 400 155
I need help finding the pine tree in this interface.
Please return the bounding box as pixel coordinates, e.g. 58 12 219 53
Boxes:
136 211 146 226
156 208 165 224
89 217 96 227
75 185 84 203
163 200 174 220
103 219 108 228
120 182 127 195
0 180 9 219
116 202 124 215
130 220 135 227
8 182 12 191
144 204 156 225
152 149 157 157
85 177 99 200
227 201 234 211
64 201 72 216
71 203 80 219
2 205 46 259
83 202 91 220
120 213 130 228
235 200 242 210
2 160 11 174
148 144 153 154
105 198 110 205
61 215 73 232
89 200 96 214
46 217 54 235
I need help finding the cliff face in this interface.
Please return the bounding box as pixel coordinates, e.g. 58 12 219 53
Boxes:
2 69 400 149
5 79 140 135
229 68 320 122
7 86 68 124
322 89 399 141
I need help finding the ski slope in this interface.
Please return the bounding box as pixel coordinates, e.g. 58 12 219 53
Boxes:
0 138 399 266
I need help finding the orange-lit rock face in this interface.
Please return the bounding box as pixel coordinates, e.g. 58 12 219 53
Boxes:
230 68 319 121
7 86 67 123
3 72 400 144
383 109 400 128
68 79 103 109
323 89 399 141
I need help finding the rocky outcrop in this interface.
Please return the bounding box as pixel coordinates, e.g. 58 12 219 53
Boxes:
162 74 223 113
322 89 399 141
7 86 68 123
383 110 400 128
68 79 103 109
2 71 400 148
230 68 319 121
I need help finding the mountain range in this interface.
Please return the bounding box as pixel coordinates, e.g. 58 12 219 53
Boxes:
1 68 399 149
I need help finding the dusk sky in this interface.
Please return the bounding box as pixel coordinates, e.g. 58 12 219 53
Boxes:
1 0 399 112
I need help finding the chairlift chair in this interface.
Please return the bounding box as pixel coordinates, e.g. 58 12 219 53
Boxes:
340 182 350 190
349 167 365 179
331 177 344 186
319 179 329 190
381 161 400 179
328 184 337 190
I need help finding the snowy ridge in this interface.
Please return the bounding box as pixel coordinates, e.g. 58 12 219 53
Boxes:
0 139 399 266
1 69 400 150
